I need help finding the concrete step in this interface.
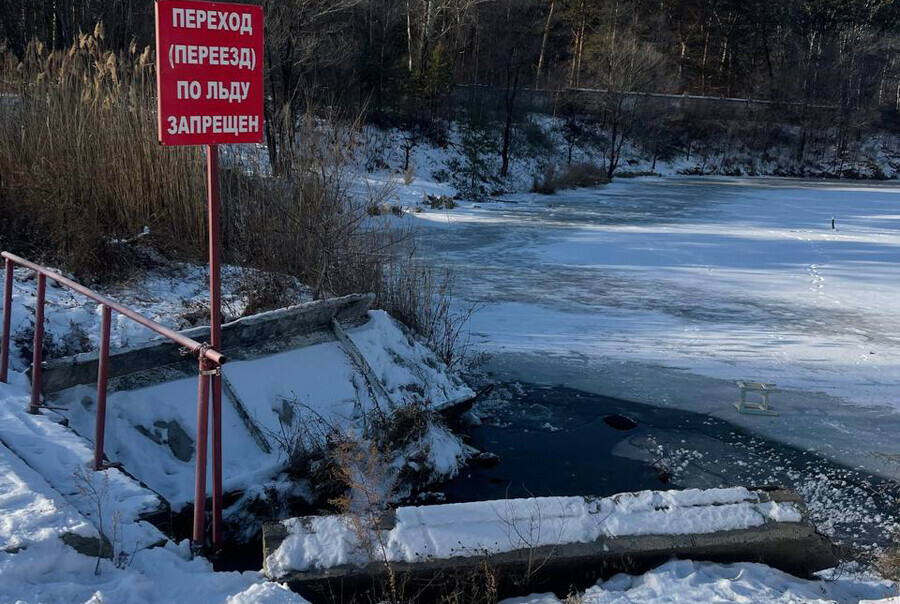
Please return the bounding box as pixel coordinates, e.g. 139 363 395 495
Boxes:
40 294 375 394
0 376 169 554
262 487 836 602
0 439 111 558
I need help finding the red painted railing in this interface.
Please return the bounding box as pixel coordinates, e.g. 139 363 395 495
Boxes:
0 251 225 547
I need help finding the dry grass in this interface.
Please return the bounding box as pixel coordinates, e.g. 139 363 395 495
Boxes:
877 547 900 581
0 33 206 275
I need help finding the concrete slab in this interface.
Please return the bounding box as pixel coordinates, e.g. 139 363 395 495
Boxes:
40 293 374 394
262 487 835 602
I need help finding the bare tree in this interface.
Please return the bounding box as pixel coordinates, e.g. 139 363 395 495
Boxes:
583 19 669 178
262 0 365 172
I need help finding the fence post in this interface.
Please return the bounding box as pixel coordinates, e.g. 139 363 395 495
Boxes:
192 354 211 548
0 257 12 383
93 305 112 470
28 273 46 414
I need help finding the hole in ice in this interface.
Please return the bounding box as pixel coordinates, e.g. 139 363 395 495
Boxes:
603 414 638 431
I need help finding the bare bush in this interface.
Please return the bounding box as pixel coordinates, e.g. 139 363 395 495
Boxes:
532 162 609 194
380 261 480 370
236 270 301 317
532 165 558 194
877 547 900 581
72 465 134 574
423 194 456 210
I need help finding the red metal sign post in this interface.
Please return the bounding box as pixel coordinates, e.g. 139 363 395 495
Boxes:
155 0 263 550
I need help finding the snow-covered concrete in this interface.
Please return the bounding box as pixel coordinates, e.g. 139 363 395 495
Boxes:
0 377 309 604
1 260 311 373
0 374 165 554
55 310 473 508
264 487 802 577
0 305 471 602
0 438 97 553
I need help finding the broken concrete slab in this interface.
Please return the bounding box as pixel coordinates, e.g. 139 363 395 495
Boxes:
60 531 113 559
136 420 195 462
40 293 375 394
262 487 836 602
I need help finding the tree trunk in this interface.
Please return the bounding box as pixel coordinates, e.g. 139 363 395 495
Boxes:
569 0 586 86
406 0 414 72
536 0 556 87
501 56 520 178
419 0 432 72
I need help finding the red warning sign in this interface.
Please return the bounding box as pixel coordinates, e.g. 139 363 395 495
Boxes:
155 0 264 146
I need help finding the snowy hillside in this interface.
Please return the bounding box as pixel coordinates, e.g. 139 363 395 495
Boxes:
357 120 900 205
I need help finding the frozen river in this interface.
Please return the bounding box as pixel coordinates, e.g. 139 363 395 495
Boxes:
410 177 900 478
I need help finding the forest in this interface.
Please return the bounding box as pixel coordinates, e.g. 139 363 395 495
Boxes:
3 0 900 172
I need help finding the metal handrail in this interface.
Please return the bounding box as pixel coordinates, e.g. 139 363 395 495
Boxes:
1 252 225 366
0 251 226 547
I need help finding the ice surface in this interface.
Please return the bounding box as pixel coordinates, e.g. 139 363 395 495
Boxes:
403 177 900 476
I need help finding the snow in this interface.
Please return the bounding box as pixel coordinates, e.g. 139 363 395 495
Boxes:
0 374 165 554
54 310 472 508
0 379 309 604
0 537 310 604
420 423 467 477
1 259 310 373
0 438 96 553
501 560 898 604
265 487 801 577
348 310 472 406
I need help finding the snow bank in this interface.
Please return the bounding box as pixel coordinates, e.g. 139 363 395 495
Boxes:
265 487 801 578
0 537 309 604
501 559 898 604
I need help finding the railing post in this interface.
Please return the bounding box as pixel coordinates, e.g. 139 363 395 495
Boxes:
192 354 211 548
207 144 224 549
28 273 46 414
211 372 222 547
93 305 112 471
1 257 12 383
